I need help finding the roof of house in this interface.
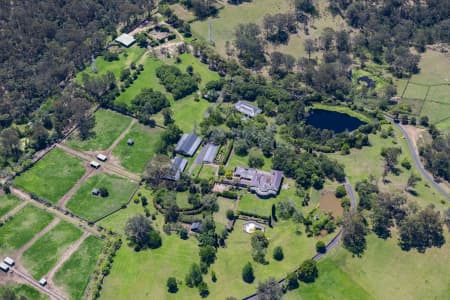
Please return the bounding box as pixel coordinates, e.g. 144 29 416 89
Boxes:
235 101 262 117
175 133 202 156
234 167 283 197
115 33 136 47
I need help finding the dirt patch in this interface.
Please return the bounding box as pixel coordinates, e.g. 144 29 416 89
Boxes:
212 183 230 193
319 190 343 217
403 125 426 153
108 154 122 169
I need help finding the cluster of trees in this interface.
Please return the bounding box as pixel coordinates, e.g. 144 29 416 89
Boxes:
345 178 446 255
156 65 198 99
184 0 218 19
125 215 162 251
420 133 450 182
262 13 297 44
131 88 170 122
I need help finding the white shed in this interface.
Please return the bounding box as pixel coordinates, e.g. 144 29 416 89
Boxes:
0 263 9 272
90 161 100 169
39 278 47 286
3 257 14 266
115 33 136 47
96 154 107 162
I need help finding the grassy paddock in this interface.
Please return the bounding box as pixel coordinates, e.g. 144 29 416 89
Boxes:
0 284 48 300
112 124 163 173
0 194 20 217
403 83 428 100
426 85 450 104
420 100 450 124
54 236 104 300
435 117 450 133
0 205 54 256
66 109 132 151
214 197 235 233
13 148 85 203
66 173 138 222
409 50 450 85
22 221 83 280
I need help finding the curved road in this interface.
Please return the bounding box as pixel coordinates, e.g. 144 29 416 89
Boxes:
387 117 450 201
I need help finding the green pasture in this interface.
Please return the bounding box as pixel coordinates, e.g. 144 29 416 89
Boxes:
54 236 104 300
403 83 428 100
22 221 83 280
66 109 132 151
13 148 85 203
420 100 450 124
427 85 450 104
98 201 148 235
0 284 48 300
0 205 54 256
409 50 450 85
112 124 163 173
0 194 20 217
66 173 138 222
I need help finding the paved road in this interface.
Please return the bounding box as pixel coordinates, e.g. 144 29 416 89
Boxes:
387 118 450 201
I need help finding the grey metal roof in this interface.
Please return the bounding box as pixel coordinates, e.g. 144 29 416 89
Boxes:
175 133 202 156
235 101 262 117
196 143 219 164
164 157 188 181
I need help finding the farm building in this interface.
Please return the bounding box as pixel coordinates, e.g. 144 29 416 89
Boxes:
196 143 219 164
115 33 136 47
90 161 100 169
164 157 188 181
175 133 202 157
235 101 262 117
190 222 202 233
0 263 9 272
96 154 107 161
243 221 265 234
233 167 283 198
127 139 134 146
92 188 100 196
3 257 14 266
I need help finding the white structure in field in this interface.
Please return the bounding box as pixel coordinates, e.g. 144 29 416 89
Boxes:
243 221 265 234
115 33 136 47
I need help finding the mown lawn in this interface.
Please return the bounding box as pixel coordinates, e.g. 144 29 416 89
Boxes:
100 233 200 300
54 236 104 300
76 46 146 82
403 83 428 100
0 205 54 256
22 221 83 280
13 148 86 203
197 164 217 180
65 109 132 151
176 53 220 88
214 197 235 233
227 148 273 172
0 284 48 300
98 201 147 235
112 124 163 173
66 173 138 222
114 55 167 107
287 233 450 300
0 194 20 217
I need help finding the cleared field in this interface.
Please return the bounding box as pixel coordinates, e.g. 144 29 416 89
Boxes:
100 234 199 300
400 98 424 115
22 221 83 280
112 124 163 173
0 205 54 256
409 50 450 85
0 194 20 217
66 173 138 222
98 201 147 235
287 233 450 300
176 53 221 88
54 236 104 300
328 125 448 210
284 257 372 300
13 148 85 203
403 83 428 100
0 284 48 300
435 117 450 133
66 109 132 151
427 85 450 104
76 46 146 82
420 100 450 124
114 55 167 107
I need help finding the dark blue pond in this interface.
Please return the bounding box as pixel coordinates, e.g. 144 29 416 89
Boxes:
306 109 366 133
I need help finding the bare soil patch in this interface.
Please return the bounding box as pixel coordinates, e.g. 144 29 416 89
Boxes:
403 125 426 153
319 190 343 217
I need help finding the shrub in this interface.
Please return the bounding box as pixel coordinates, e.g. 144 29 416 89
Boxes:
242 262 255 283
226 209 235 220
335 185 347 198
99 187 109 197
273 246 284 261
316 240 326 253
167 277 178 293
179 227 188 239
298 259 318 283
286 272 299 290
211 270 217 282
198 281 209 298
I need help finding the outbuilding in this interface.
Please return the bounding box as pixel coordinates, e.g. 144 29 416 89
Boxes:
127 139 134 146
3 257 14 266
235 101 262 118
115 33 136 47
92 188 100 196
175 133 202 157
0 263 9 272
190 222 202 233
96 154 107 162
39 278 47 286
90 161 100 169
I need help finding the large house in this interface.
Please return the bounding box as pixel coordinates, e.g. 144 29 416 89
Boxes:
234 101 262 118
233 167 283 198
175 133 202 157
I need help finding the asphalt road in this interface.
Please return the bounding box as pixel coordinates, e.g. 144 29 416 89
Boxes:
388 118 450 201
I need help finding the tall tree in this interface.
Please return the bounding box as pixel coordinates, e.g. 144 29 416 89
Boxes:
342 211 368 256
